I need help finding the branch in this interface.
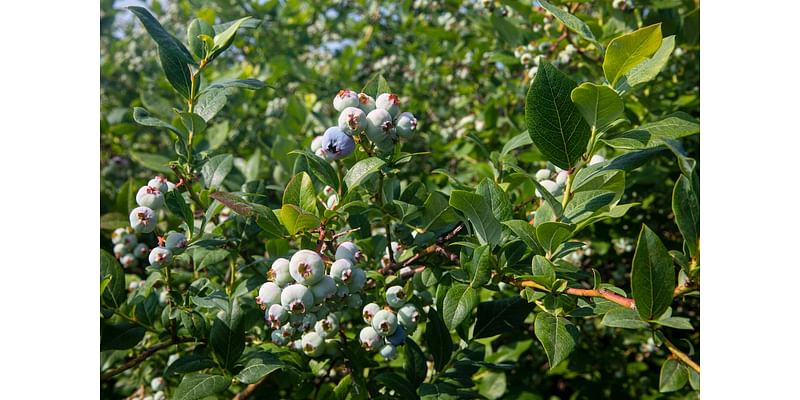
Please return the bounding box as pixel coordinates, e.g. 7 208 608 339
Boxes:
100 337 197 381
513 279 635 309
662 336 701 374
380 223 464 274
233 377 270 400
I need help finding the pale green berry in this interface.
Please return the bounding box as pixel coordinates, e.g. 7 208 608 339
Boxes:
366 108 395 147
347 268 366 292
398 304 420 329
359 326 381 351
329 259 353 283
111 228 129 244
395 112 417 138
326 194 338 210
535 179 560 198
314 314 339 338
281 284 314 314
379 344 397 360
376 93 400 118
113 243 127 258
372 310 398 336
257 282 282 307
301 313 318 332
535 168 551 181
133 243 149 259
357 92 376 113
333 89 359 112
129 206 157 234
136 185 164 209
122 234 138 251
120 253 137 269
589 154 606 166
310 276 337 304
385 286 407 308
335 241 361 263
302 331 325 357
362 303 381 323
148 247 172 268
335 284 350 298
271 330 288 346
289 250 325 285
310 135 324 152
151 377 165 391
269 258 292 287
164 232 187 254
338 107 367 135
266 303 288 329
555 170 568 186
147 176 169 193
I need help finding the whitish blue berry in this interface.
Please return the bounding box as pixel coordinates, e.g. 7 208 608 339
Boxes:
153 392 165 400
325 194 338 210
398 304 420 328
133 243 149 259
357 92 376 113
589 154 606 166
166 180 176 192
395 112 417 139
372 310 398 336
329 258 353 283
302 331 325 357
379 344 397 360
310 276 337 304
120 253 137 269
347 268 366 292
257 282 282 307
280 323 295 339
315 314 339 338
335 241 361 263
366 108 395 147
310 135 324 152
386 325 406 346
148 247 172 268
269 258 293 287
281 284 314 313
291 340 303 351
301 313 318 332
289 250 325 285
271 330 288 346
555 170 568 187
130 206 157 233
164 232 187 254
266 303 288 328
111 228 129 245
359 326 381 351
385 286 407 308
122 234 138 250
113 243 127 258
362 303 381 323
338 107 367 135
535 168 551 182
376 93 400 118
346 293 363 309
136 185 164 209
333 89 359 112
320 127 356 160
535 179 560 198
147 176 169 193
151 377 165 391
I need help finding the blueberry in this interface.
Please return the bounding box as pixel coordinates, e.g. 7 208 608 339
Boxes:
329 258 353 283
535 168 552 182
372 310 398 336
111 228 129 245
346 293 363 309
347 268 366 292
326 194 338 210
333 89 359 112
113 243 127 258
379 344 397 360
376 93 400 118
320 127 356 160
365 108 396 148
310 135 324 152
398 304 420 329
269 258 293 287
335 241 362 263
289 250 325 285
266 303 288 329
555 170 568 186
281 284 314 314
302 331 325 357
385 286 407 308
147 176 169 193
314 314 339 338
335 283 350 298
151 377 165 391
120 253 137 269
164 232 188 254
362 303 381 323
301 313 318 333
386 325 406 346
129 206 157 233
309 276 337 304
359 326 381 351
257 282 282 307
133 243 149 259
136 185 164 209
148 247 172 268
280 323 295 339
395 112 417 139
338 107 367 135
122 234 138 250
271 330 288 346
357 93 376 113
589 154 606 166
535 179 560 198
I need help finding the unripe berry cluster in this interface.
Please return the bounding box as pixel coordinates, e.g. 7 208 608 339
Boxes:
359 285 422 361
258 242 367 357
111 227 148 269
311 87 419 161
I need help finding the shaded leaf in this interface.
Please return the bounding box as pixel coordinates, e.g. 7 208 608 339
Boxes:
534 313 579 369
473 297 535 339
442 283 478 330
449 190 502 247
631 225 675 320
174 374 231 400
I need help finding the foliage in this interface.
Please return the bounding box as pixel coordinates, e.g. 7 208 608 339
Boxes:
101 0 700 398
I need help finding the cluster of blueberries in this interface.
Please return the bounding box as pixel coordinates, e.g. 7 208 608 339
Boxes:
310 89 418 160
257 242 368 358
359 285 420 361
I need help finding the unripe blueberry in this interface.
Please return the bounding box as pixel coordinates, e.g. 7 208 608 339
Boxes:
136 185 164 209
148 247 172 268
120 253 137 269
347 268 366 292
153 392 165 400
346 293 363 309
323 185 336 197
385 286 407 308
280 323 295 339
338 107 367 135
362 302 381 323
310 276 337 304
372 310 398 336
166 181 176 192
271 329 288 346
320 127 356 160
333 89 359 112
589 154 606 166
122 234 138 250
159 290 168 305
398 304 420 328
395 112 417 139
301 313 318 332
113 243 127 258
167 354 180 366
281 284 314 314
133 243 149 259
266 303 288 328
269 258 293 287
379 344 398 360
302 331 325 357
535 168 552 182
315 314 339 337
555 170 568 187
111 227 129 245
335 241 362 263
289 250 325 285
291 340 303 352
314 305 331 319
257 282 282 307
326 194 338 210
357 92 376 113
386 325 407 346
147 176 169 193
386 241 403 258
365 108 396 147
535 179 560 198
310 135 324 152
376 93 400 118
359 326 381 351
165 232 188 254
329 258 353 283
130 206 157 233
151 377 165 391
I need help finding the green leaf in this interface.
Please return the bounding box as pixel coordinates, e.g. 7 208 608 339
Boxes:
467 244 492 288
570 82 624 131
424 308 453 372
283 172 316 213
619 35 675 90
502 220 543 255
206 79 266 90
361 73 392 97
129 151 172 174
490 14 521 45
422 191 460 231
689 368 700 391
374 373 417 399
128 7 196 65
565 170 625 223
534 313 579 369
279 204 320 235
201 154 233 189
603 24 663 87
210 191 254 217
473 297 536 339
101 322 146 350
210 300 244 370
654 316 694 330
631 225 675 320
187 18 214 59
164 354 216 376
604 113 699 150
449 190 502 247
236 354 284 384
501 132 533 157
673 174 700 258
442 283 478 330
178 112 207 137
157 46 192 99
251 204 286 238
344 157 385 189
525 62 591 170
535 222 573 254
211 17 253 59
600 308 649 329
538 0 601 49
293 150 339 192
100 275 112 295
101 249 126 308
476 179 512 222
404 338 428 388
531 255 557 290
659 359 689 392
100 212 129 231
132 107 178 132
194 88 228 122
174 374 231 400
164 190 194 235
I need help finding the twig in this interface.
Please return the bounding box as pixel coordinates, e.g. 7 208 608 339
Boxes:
101 337 197 381
233 376 270 400
662 335 701 373
381 223 465 274
513 279 635 309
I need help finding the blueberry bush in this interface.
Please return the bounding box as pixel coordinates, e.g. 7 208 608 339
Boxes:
100 1 700 398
